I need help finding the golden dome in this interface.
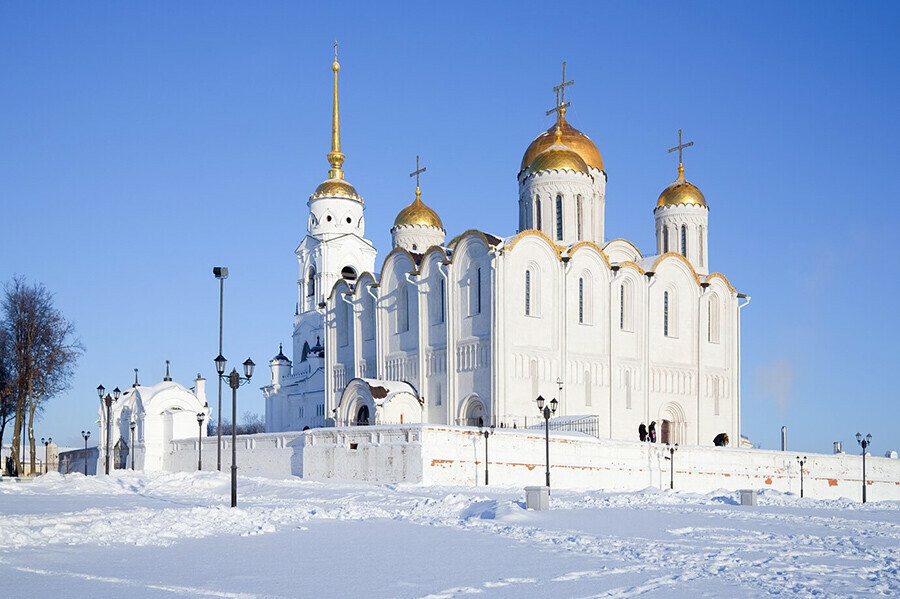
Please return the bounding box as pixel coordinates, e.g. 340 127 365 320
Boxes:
657 166 707 208
311 178 361 201
521 112 603 172
394 189 443 229
527 141 590 176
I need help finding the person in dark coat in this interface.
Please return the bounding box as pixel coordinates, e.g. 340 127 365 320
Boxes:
649 421 657 443
638 423 648 442
713 433 729 447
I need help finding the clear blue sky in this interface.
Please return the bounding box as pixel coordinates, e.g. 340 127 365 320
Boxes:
1 2 897 454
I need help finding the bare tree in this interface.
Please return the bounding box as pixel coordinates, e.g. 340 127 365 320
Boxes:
2 277 83 474
240 411 265 435
0 328 14 456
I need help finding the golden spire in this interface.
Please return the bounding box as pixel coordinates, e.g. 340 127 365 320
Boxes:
667 128 694 180
327 40 345 180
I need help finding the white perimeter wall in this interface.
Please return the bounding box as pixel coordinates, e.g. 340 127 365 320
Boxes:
164 425 900 502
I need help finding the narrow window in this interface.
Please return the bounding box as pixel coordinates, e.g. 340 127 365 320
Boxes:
476 267 482 314
438 278 445 324
663 227 669 253
664 291 670 337
708 294 720 344
620 284 625 330
536 198 542 231
307 267 316 297
398 285 409 333
555 194 563 240
698 225 704 266
680 225 687 256
338 300 349 347
525 270 531 316
584 370 591 406
576 195 583 239
578 278 584 324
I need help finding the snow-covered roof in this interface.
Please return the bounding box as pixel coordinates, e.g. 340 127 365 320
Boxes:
355 378 419 406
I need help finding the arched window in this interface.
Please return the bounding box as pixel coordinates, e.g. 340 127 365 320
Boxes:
398 284 409 333
576 195 583 239
664 291 670 337
307 266 316 297
584 369 591 407
469 267 482 316
663 227 669 253
620 281 633 331
525 270 532 316
535 198 542 231
341 266 357 281
437 278 445 324
338 299 349 347
698 225 704 266
708 293 720 344
555 194 563 240
680 225 687 256
578 278 584 324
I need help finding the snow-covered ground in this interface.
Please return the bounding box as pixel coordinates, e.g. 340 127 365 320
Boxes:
1 472 898 598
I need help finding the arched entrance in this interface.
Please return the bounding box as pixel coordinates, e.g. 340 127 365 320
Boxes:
113 437 129 470
459 395 486 427
355 404 370 426
659 402 686 445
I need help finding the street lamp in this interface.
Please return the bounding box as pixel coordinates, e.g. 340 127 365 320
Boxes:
481 426 494 486
536 395 558 488
796 455 807 498
213 266 228 472
215 354 254 507
41 437 52 474
197 411 206 471
664 444 679 490
81 430 91 475
856 432 872 503
98 385 121 475
129 421 136 470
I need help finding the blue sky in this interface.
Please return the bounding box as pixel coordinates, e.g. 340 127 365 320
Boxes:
1 1 897 453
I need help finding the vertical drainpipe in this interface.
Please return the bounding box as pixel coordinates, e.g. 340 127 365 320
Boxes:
560 254 569 417
736 293 751 446
609 265 620 439
644 272 657 429
491 249 502 426
698 282 710 445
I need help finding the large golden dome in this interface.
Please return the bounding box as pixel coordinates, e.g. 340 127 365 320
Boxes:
521 112 603 173
394 190 443 229
528 142 590 176
657 166 707 208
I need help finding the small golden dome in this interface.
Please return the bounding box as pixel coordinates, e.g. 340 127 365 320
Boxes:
527 141 590 176
311 178 361 201
521 113 603 172
657 166 707 208
394 190 443 229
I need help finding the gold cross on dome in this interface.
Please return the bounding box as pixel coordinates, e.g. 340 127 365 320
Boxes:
546 61 574 116
667 128 695 167
409 155 427 188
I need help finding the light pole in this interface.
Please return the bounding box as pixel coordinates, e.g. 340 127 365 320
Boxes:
796 455 807 498
856 432 872 503
97 385 121 475
41 437 52 474
536 395 558 488
81 430 91 475
664 444 679 489
213 266 228 472
481 426 494 486
197 412 205 471
129 421 136 470
215 354 254 507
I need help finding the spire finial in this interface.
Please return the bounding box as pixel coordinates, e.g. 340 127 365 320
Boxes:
164 359 172 382
667 128 694 179
133 368 139 388
409 155 427 202
327 41 345 180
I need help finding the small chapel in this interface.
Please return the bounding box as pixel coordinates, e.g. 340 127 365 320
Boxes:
263 52 748 447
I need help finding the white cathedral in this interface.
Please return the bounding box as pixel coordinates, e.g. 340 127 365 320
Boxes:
263 54 748 447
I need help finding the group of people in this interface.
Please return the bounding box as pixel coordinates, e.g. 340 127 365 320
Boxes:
638 422 657 443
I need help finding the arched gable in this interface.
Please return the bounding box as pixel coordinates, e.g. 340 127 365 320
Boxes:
503 229 563 260
604 238 643 263
704 272 736 294
566 241 612 269
650 252 702 288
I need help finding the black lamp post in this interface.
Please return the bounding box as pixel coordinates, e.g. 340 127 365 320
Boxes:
197 411 205 471
856 432 872 503
129 421 136 470
213 266 228 472
41 437 52 474
98 385 121 475
796 455 807 498
536 395 558 488
215 354 254 507
81 430 91 475
664 444 679 489
481 426 494 486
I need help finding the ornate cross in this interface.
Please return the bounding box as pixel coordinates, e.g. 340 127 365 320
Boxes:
333 39 338 62
667 128 694 166
546 61 574 116
409 155 427 187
